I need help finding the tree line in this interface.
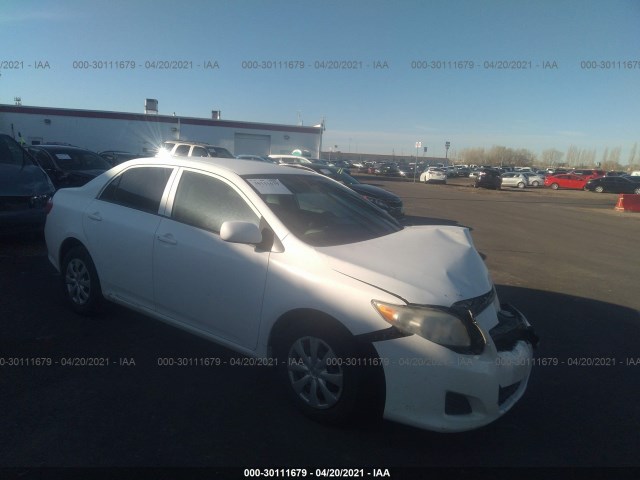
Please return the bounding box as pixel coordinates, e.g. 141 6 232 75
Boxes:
456 143 639 172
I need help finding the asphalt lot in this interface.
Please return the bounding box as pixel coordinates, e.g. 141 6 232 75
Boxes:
1 177 639 476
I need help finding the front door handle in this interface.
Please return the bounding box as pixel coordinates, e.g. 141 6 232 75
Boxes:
156 233 177 245
88 212 102 221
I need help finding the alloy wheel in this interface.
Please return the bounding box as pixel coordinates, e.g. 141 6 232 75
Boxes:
65 258 91 305
287 336 344 409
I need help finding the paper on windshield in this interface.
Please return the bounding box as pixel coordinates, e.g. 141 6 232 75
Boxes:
246 178 292 195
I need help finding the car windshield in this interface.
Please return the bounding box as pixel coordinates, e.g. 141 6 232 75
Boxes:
243 173 402 247
49 149 112 171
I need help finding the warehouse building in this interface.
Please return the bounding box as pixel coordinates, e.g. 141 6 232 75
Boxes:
0 101 323 157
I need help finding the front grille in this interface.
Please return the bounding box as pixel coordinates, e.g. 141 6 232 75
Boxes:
498 381 521 406
490 304 539 351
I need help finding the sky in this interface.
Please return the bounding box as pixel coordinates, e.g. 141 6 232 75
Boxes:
1 0 639 161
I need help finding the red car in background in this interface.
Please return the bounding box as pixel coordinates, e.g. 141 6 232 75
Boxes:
544 174 589 190
569 169 605 180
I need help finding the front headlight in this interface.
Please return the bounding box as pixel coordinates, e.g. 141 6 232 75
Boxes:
372 300 485 354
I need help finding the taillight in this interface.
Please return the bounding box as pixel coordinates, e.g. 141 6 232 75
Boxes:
44 197 53 214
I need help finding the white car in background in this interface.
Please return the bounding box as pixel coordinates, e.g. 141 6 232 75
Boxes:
268 154 313 165
500 172 529 189
522 172 545 187
45 156 537 433
419 167 447 184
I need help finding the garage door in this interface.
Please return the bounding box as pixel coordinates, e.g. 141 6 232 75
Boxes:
234 133 271 156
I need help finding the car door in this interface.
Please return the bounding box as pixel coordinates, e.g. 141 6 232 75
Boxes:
82 165 176 309
153 168 270 350
610 177 627 193
501 174 511 187
567 175 582 189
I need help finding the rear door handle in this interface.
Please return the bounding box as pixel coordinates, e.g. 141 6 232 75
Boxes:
156 233 177 245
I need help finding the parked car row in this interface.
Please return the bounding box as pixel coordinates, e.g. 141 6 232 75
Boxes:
27 144 113 189
2 133 404 235
470 168 640 194
286 163 404 218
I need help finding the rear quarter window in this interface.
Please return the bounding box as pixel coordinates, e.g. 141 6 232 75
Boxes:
100 166 173 214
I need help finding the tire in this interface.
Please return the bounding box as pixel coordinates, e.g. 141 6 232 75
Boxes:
551 183 559 190
276 322 366 425
517 182 525 189
61 245 103 315
531 181 539 187
595 186 604 193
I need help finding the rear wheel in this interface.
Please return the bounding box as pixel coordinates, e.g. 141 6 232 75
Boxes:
634 187 640 194
517 182 525 189
61 245 102 315
531 181 540 187
595 186 604 193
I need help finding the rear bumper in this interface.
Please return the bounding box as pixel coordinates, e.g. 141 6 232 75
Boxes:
0 209 47 235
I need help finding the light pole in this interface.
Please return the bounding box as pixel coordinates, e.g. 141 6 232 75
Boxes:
414 142 422 182
445 141 451 167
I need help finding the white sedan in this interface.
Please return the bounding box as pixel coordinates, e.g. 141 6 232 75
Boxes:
419 167 447 184
45 157 537 432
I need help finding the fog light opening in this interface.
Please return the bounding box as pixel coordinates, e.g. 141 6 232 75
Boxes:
445 392 473 415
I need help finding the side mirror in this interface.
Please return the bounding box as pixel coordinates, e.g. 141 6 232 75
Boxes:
220 221 263 244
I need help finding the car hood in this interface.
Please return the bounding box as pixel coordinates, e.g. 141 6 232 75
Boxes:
0 164 53 196
316 226 492 306
348 183 400 200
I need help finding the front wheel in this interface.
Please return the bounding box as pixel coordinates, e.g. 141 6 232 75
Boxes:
550 183 559 190
595 186 604 193
634 187 640 194
531 181 540 187
276 323 366 425
61 245 102 315
517 182 525 189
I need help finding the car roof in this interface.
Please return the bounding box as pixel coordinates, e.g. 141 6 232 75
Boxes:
163 140 217 146
115 156 316 177
30 145 94 152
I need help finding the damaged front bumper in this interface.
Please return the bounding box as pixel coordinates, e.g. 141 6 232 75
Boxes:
372 302 538 432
